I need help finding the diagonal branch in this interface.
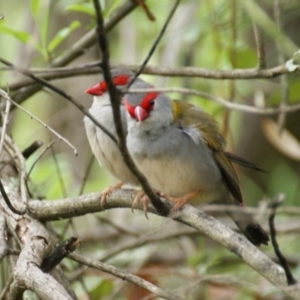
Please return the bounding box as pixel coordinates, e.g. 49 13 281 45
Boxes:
5 62 300 94
7 0 139 105
27 189 300 299
127 0 180 88
92 0 169 216
0 57 117 144
70 253 184 300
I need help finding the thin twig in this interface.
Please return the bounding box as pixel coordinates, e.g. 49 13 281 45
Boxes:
5 62 300 93
25 141 53 198
0 57 117 145
0 93 11 158
95 215 139 237
21 140 43 159
0 88 78 155
274 0 289 133
136 0 156 21
124 87 300 114
27 141 54 178
92 0 169 216
0 179 26 215
127 0 180 89
268 194 297 285
78 154 94 196
252 22 266 69
69 253 184 300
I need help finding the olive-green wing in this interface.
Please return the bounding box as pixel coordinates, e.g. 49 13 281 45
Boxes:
171 99 243 204
225 152 267 173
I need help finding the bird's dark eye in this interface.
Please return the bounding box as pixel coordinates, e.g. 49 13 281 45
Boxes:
149 100 155 106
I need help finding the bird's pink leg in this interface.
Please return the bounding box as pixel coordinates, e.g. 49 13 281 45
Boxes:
159 190 200 212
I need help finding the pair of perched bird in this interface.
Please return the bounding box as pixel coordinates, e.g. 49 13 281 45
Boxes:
84 69 269 246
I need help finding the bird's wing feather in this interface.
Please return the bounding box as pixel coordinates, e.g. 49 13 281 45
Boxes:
225 152 267 173
171 99 243 204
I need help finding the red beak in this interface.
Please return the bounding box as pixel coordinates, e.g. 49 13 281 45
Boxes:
85 84 103 96
134 106 149 122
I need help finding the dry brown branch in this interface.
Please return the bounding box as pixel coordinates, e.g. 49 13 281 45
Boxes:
28 189 300 299
5 62 300 93
0 89 78 155
92 0 169 215
70 253 184 300
0 182 75 299
124 87 300 114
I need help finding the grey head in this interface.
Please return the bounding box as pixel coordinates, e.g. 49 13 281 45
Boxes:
124 80 173 136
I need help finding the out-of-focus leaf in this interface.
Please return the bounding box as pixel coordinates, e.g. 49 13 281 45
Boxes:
288 79 300 103
234 48 257 68
267 160 299 205
0 25 30 43
90 279 113 300
48 21 81 52
66 3 95 16
30 0 40 17
106 0 121 17
262 118 300 161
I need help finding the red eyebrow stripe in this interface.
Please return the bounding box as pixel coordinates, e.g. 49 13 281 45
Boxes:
140 92 159 107
98 74 130 93
113 74 129 86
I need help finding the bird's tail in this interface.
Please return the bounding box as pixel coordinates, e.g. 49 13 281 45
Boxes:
227 206 269 246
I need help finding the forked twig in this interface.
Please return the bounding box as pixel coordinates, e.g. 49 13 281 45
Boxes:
0 88 78 155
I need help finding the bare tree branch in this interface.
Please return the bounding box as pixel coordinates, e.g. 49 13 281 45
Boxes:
0 179 76 299
0 88 78 155
124 87 300 114
27 189 300 299
70 253 184 300
0 57 118 144
92 0 169 215
127 0 180 88
269 194 297 285
252 22 267 69
5 62 300 93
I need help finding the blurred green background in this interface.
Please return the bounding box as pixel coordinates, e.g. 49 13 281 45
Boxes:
1 0 300 299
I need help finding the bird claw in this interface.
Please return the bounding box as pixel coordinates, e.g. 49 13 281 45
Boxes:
131 190 149 219
159 190 199 212
100 182 124 208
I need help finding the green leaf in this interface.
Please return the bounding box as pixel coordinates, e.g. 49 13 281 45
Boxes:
30 0 40 17
66 3 95 16
47 21 81 52
90 279 113 299
0 25 30 43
